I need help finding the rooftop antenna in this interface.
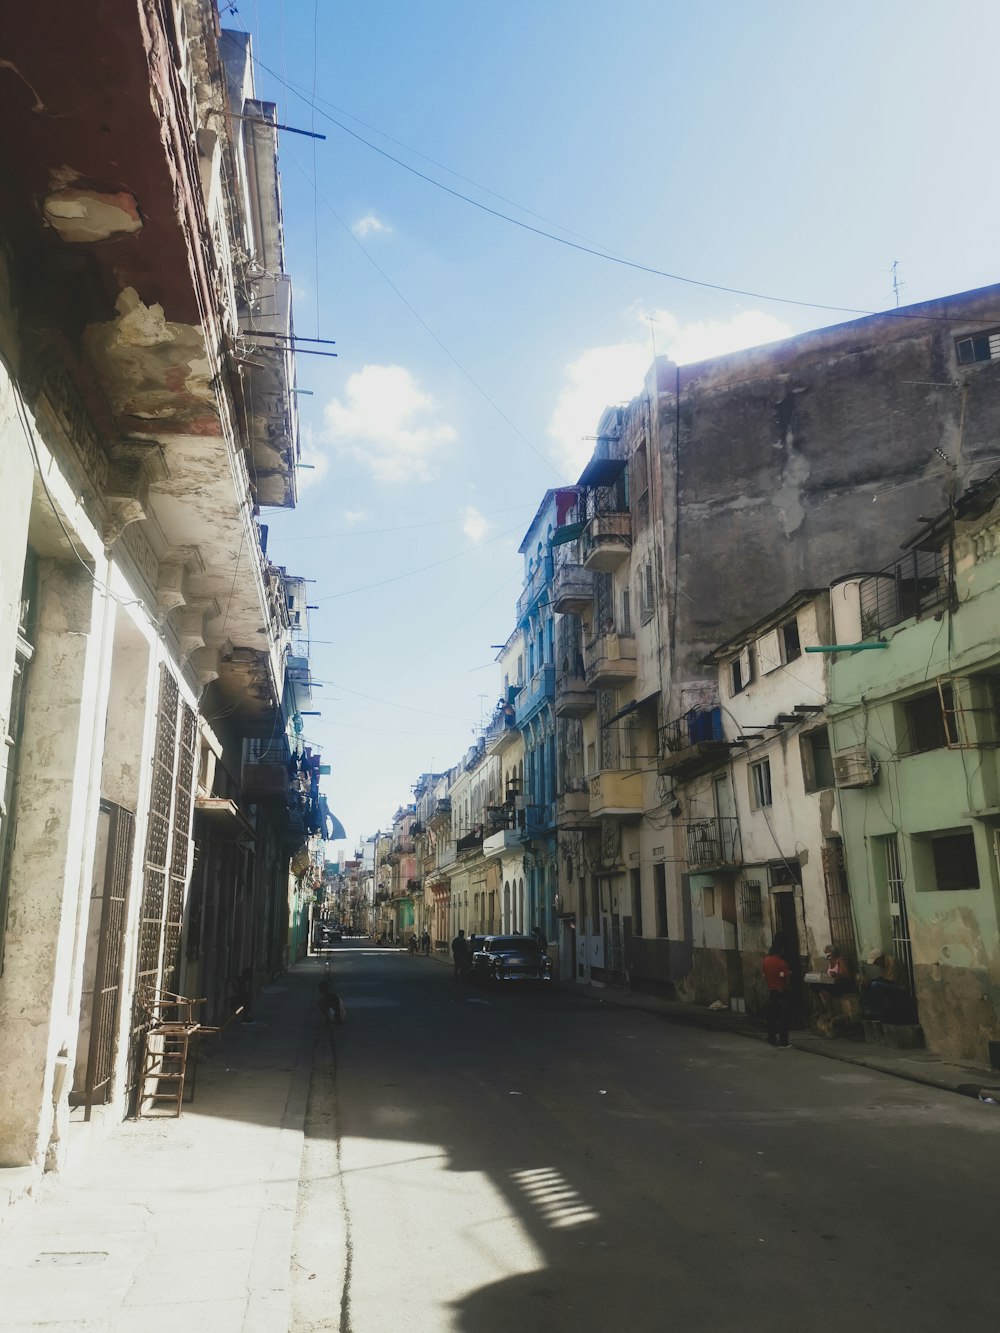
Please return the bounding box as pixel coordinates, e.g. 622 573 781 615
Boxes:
890 259 904 308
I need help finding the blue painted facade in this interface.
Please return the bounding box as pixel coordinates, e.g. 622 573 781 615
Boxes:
517 493 560 942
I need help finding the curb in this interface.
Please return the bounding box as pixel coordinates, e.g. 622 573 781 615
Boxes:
554 981 1000 1104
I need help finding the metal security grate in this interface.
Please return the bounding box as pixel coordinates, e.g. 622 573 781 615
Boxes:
858 549 950 636
738 879 763 925
822 839 857 963
127 668 179 1109
884 834 916 996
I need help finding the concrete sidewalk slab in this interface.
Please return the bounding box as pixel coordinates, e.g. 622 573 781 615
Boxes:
0 960 323 1331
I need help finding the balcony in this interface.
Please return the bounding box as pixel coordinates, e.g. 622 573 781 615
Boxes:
555 671 596 718
588 770 643 820
585 633 636 689
557 789 597 829
551 562 594 615
484 697 519 753
483 827 523 856
685 817 741 871
517 802 556 841
515 663 555 726
581 512 631 572
437 840 458 870
457 828 485 858
658 707 728 779
242 738 290 800
429 797 452 827
516 552 554 624
406 877 421 894
859 548 951 636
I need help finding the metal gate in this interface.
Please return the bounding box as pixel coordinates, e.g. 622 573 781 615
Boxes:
884 834 916 996
163 703 196 994
81 801 135 1119
126 669 179 1109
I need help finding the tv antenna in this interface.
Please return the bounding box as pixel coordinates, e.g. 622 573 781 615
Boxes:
890 259 904 308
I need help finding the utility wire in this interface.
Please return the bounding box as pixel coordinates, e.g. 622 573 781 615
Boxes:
259 59 999 328
284 151 568 483
253 58 626 257
313 521 524 601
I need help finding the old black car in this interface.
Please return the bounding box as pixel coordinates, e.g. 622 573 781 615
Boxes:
470 935 552 986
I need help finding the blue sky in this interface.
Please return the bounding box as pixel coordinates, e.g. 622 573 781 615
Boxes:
239 0 1000 848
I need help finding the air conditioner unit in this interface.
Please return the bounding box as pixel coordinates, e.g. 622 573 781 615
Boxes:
833 744 879 788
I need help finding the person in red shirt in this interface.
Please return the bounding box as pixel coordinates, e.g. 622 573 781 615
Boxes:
762 940 793 1048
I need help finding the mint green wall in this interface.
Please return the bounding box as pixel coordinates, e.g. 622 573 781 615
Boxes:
828 522 1000 1064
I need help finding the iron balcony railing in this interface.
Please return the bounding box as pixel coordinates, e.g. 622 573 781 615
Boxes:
516 552 554 623
515 664 556 725
685 816 741 869
858 548 951 637
483 697 518 747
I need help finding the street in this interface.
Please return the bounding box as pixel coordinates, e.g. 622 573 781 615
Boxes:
291 943 1000 1332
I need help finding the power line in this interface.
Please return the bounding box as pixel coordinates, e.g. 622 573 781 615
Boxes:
283 152 568 483
253 58 625 257
259 59 1000 328
313 521 524 601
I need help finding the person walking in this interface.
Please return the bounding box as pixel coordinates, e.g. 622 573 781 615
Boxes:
451 929 468 981
762 939 793 1048
421 929 431 957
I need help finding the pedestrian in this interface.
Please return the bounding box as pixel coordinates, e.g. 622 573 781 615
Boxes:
235 966 255 1025
316 978 345 1025
859 947 912 1021
451 928 468 981
762 940 792 1048
421 929 431 956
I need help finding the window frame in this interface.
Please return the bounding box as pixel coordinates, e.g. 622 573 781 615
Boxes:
750 757 773 809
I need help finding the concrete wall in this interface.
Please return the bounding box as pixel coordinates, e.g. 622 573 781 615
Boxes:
829 496 1000 1064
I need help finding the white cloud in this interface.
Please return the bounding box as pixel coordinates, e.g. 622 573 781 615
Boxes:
547 308 793 476
296 422 328 492
460 505 490 543
352 212 392 239
343 508 370 525
323 364 456 483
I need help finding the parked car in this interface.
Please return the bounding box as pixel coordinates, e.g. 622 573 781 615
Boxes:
321 924 343 944
470 935 552 986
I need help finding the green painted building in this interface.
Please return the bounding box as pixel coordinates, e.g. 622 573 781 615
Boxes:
829 472 1000 1066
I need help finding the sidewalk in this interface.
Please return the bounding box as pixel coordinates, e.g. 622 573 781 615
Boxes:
559 979 1000 1101
0 961 322 1333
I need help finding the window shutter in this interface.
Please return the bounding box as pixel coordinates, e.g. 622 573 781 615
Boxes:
757 628 781 674
738 644 752 689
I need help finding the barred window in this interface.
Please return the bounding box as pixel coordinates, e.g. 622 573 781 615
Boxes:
739 879 763 925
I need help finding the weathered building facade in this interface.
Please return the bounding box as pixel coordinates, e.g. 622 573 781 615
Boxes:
0 2 327 1196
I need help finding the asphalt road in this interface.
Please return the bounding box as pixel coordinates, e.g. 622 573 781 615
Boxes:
291 943 1000 1333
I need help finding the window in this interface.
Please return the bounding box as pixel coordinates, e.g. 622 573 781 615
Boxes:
902 687 956 753
632 440 649 498
702 885 716 917
758 618 801 674
751 758 773 808
640 561 655 624
738 879 763 925
621 588 632 634
630 867 643 935
930 831 980 891
801 727 835 791
591 875 601 927
956 329 1000 365
729 645 752 696
654 863 668 936
782 618 801 662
